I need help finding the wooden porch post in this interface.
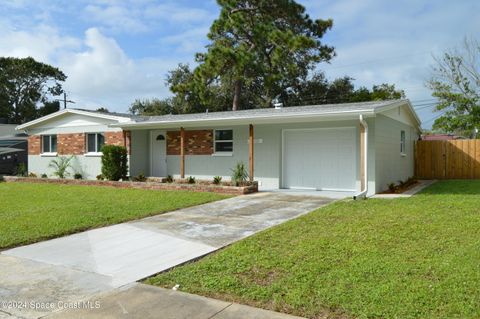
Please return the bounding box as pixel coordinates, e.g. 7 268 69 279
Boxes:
249 124 254 182
359 123 366 191
180 127 185 179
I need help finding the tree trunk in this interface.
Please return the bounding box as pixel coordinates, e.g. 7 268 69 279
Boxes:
232 79 242 111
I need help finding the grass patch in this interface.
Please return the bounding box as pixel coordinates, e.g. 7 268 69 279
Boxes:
0 183 229 249
146 180 480 319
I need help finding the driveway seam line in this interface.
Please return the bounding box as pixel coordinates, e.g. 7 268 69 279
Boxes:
208 303 233 319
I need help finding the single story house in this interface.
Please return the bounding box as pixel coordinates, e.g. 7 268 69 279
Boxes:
16 99 421 196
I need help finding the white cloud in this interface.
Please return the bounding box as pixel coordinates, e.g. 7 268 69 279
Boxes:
161 27 210 54
144 3 214 24
80 0 216 34
298 0 480 127
84 4 149 33
0 23 80 63
0 20 176 111
59 28 175 110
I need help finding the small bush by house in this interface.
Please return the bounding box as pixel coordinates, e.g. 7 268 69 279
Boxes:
101 145 128 181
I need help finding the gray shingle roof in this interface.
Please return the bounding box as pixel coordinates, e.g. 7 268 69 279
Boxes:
132 99 407 124
71 108 144 120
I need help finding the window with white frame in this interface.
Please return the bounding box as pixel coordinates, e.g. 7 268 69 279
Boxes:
42 135 57 153
87 133 105 153
400 130 406 154
214 129 233 153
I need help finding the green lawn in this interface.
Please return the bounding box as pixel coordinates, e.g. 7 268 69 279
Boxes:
0 183 229 249
147 180 480 319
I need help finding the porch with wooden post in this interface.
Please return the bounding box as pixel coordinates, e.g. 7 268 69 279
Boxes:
180 127 185 179
249 124 254 182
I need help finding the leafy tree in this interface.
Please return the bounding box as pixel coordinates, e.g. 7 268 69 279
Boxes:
96 107 110 113
130 72 405 116
427 37 480 133
283 72 405 106
0 57 67 124
129 98 175 116
187 0 335 110
37 101 61 118
371 83 405 101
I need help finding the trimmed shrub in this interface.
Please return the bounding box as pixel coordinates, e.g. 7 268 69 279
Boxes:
96 174 104 181
165 175 174 183
101 145 128 181
28 172 37 178
187 176 196 184
74 173 83 180
213 176 222 185
41 173 48 178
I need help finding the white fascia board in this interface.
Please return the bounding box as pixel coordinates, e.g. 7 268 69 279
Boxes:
16 109 133 131
111 110 376 129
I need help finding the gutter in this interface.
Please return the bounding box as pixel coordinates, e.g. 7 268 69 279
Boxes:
110 110 377 129
353 114 368 200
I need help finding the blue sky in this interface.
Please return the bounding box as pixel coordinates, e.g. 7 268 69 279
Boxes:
0 0 478 128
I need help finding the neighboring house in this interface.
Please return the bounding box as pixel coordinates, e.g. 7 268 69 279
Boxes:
0 124 28 174
422 134 464 140
16 100 421 196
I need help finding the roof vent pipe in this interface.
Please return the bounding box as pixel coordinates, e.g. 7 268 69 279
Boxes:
353 114 368 200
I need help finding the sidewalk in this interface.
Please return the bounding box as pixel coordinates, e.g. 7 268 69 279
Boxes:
46 283 305 319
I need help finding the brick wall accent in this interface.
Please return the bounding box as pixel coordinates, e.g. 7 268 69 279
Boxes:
58 133 85 155
28 135 41 155
105 130 131 154
28 130 132 156
167 130 213 155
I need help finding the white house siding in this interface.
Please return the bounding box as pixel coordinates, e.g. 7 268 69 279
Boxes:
163 119 372 191
26 113 124 179
374 114 418 193
130 130 150 177
28 154 103 179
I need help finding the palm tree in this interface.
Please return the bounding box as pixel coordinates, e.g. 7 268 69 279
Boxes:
48 156 74 179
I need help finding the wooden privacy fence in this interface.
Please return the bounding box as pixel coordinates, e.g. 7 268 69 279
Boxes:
415 139 480 179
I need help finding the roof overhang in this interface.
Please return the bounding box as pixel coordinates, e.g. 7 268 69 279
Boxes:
16 109 133 131
112 100 421 130
0 147 25 155
112 110 379 130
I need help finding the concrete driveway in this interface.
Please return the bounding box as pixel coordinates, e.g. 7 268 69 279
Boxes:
1 192 336 318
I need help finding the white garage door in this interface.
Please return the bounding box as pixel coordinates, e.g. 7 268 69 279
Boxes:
283 127 357 191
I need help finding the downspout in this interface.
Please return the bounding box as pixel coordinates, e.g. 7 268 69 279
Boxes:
353 114 368 200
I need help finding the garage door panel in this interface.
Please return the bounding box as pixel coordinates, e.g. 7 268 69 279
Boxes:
283 128 356 191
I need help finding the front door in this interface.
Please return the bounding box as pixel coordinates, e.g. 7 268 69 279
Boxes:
151 130 167 177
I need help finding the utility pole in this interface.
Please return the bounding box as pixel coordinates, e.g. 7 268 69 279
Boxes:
57 92 75 109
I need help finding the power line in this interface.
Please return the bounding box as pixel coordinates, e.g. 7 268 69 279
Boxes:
55 92 75 109
322 51 432 70
422 111 446 125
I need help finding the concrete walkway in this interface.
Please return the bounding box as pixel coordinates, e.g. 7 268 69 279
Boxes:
46 283 304 319
0 192 335 318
